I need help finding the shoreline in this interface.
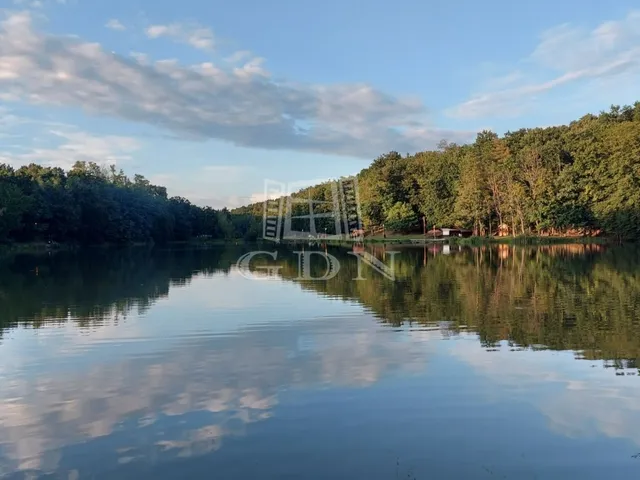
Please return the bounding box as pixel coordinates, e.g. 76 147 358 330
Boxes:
286 235 615 247
0 235 622 255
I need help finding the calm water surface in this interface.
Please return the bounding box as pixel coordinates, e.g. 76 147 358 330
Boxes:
1 243 640 479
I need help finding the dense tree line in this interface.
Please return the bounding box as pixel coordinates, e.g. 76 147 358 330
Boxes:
362 103 640 238
235 103 640 239
0 161 261 244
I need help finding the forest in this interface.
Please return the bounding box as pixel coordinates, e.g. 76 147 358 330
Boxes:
237 102 640 240
1 102 640 245
0 161 261 245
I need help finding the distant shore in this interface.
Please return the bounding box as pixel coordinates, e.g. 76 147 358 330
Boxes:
0 235 621 256
359 235 612 246
275 234 616 247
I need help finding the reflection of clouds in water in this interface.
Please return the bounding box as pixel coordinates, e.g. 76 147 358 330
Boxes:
0 315 146 381
164 270 315 314
451 338 640 447
0 316 433 477
542 378 640 446
165 270 266 311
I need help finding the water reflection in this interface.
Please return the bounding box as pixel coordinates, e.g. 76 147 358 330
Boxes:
0 243 639 478
1 316 433 477
451 339 640 446
284 243 640 369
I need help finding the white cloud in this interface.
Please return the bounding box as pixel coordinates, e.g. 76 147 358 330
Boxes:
248 191 280 204
12 0 66 7
145 24 175 38
180 190 281 209
0 11 470 159
129 51 149 64
197 195 252 209
145 22 215 51
0 128 140 169
105 19 125 31
448 10 640 119
233 56 269 78
12 0 41 6
224 50 252 64
0 107 25 129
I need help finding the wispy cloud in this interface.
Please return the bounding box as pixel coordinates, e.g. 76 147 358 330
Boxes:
12 0 67 7
447 10 640 120
248 191 280 204
224 50 252 64
0 127 140 169
105 19 125 31
145 22 215 51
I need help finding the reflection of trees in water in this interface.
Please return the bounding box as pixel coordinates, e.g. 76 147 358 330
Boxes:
1 243 640 367
0 246 246 333
274 243 640 369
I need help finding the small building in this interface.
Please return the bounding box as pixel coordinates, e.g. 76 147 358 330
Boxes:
441 228 473 238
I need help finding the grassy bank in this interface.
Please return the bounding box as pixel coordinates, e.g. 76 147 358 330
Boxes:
0 238 248 254
0 241 72 254
350 234 614 246
0 235 618 256
449 235 613 246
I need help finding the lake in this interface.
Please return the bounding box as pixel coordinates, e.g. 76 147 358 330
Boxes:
1 243 640 479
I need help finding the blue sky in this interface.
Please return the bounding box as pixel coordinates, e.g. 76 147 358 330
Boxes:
1 0 639 207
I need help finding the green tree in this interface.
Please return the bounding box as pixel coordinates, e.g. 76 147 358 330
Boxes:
385 202 418 233
453 150 491 235
0 180 28 242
